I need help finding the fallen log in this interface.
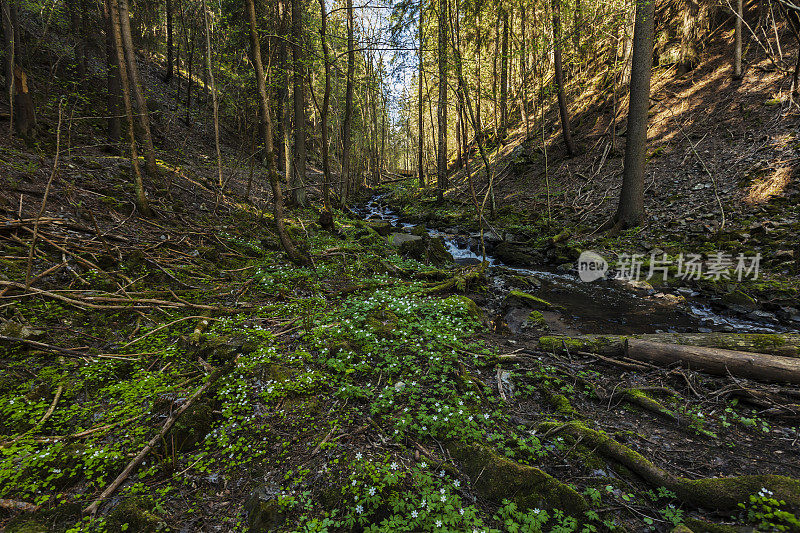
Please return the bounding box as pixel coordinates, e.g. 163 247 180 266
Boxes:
538 333 800 358
624 339 800 385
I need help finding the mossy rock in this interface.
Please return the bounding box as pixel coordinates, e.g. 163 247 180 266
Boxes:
170 400 213 451
106 497 162 532
675 475 800 511
527 310 548 327
683 517 742 533
447 442 587 515
505 291 561 311
3 504 81 533
721 289 757 309
366 308 400 338
245 488 287 532
445 295 483 321
180 334 249 365
399 236 454 266
493 242 542 267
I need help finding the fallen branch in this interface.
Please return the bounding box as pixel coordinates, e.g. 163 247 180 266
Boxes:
0 335 138 360
83 362 232 515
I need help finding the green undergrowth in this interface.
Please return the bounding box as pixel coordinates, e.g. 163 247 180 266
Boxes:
2 202 796 532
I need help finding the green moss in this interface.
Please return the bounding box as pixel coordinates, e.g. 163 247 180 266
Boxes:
107 497 162 532
683 517 741 533
447 442 588 515
527 310 547 327
547 392 577 416
622 389 677 421
445 295 483 321
506 291 558 310
676 475 800 511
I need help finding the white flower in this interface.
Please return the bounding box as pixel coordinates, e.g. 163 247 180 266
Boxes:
355 504 363 514
532 508 541 514
440 470 445 477
368 487 376 496
441 494 447 502
440 488 446 494
352 479 358 486
436 520 442 527
459 508 464 515
355 452 363 460
484 413 490 419
453 480 460 488
390 462 399 470
411 510 418 518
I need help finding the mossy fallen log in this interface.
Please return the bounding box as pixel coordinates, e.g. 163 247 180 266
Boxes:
537 333 800 358
447 442 588 515
538 334 800 384
541 421 800 511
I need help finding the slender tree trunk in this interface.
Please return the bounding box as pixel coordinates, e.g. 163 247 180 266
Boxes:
573 0 582 66
520 4 529 139
277 0 292 176
164 0 173 82
66 0 86 79
340 0 355 204
118 0 158 175
318 0 332 213
611 0 655 230
200 0 222 189
104 0 122 143
499 7 509 135
418 4 424 188
186 25 194 125
734 0 743 78
552 0 577 156
291 0 306 205
436 0 448 201
109 0 153 217
246 0 308 265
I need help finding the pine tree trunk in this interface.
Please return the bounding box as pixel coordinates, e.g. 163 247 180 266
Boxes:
200 0 222 189
291 0 306 206
734 0 743 78
164 0 173 82
552 0 577 157
318 0 332 213
612 0 655 229
340 0 355 204
118 0 158 175
499 8 509 136
104 0 122 143
418 7 424 188
436 0 448 201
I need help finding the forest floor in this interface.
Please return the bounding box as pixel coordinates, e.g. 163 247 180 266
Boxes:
2 23 800 533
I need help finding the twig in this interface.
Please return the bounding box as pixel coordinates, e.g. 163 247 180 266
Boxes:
0 335 138 361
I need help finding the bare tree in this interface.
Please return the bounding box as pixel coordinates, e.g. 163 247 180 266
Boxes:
317 0 333 219
200 0 223 189
552 0 577 156
109 0 153 217
118 0 158 175
246 0 309 265
418 1 424 188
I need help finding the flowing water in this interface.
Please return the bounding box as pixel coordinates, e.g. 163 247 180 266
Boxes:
355 194 794 335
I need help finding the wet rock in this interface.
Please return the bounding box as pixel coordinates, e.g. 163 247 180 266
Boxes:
399 236 454 266
493 242 542 267
387 233 421 246
721 290 757 310
409 224 428 237
364 220 392 236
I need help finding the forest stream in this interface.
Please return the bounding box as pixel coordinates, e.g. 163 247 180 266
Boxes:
356 193 793 337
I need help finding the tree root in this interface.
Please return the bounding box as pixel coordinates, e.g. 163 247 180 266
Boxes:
447 442 588 515
422 262 487 295
541 421 800 511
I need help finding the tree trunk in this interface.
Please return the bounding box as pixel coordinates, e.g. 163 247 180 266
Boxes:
118 0 158 175
626 339 800 385
552 0 577 157
104 0 122 143
66 0 86 80
164 0 173 82
246 0 308 266
291 0 306 206
318 0 332 213
185 25 194 125
611 0 654 229
340 0 355 204
418 6 424 188
436 0 448 202
109 0 153 217
201 0 223 189
519 3 529 139
499 8 509 136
